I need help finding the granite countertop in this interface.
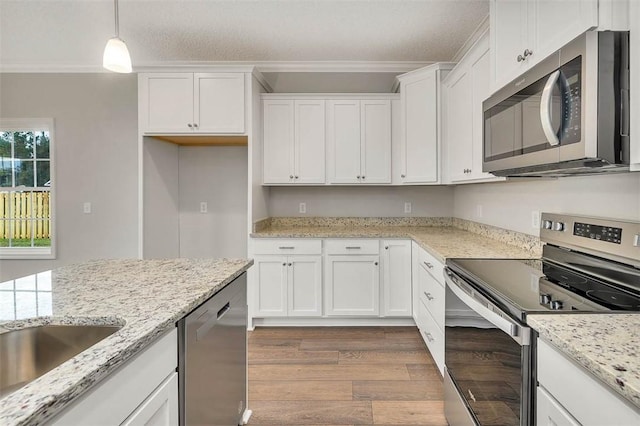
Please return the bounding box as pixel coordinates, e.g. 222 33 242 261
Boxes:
251 219 541 262
0 258 253 426
528 314 640 410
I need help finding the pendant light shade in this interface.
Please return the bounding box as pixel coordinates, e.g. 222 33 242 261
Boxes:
103 0 132 73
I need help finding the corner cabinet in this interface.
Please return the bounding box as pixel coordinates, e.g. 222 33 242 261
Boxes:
262 99 326 184
139 72 245 134
397 64 454 184
327 99 392 184
443 31 504 184
490 0 627 92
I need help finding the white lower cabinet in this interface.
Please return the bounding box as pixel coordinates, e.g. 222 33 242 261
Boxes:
381 240 412 317
537 338 640 426
253 255 322 317
325 254 380 316
412 242 446 375
49 329 178 426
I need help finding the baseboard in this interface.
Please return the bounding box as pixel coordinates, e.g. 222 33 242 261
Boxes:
252 317 416 327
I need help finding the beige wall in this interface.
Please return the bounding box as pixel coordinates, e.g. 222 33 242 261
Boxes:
0 73 139 281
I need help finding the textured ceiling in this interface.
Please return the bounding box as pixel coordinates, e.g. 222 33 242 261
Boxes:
0 0 489 71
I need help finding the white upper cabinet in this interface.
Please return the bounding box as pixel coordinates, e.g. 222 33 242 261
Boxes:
444 32 505 184
491 0 603 91
327 99 391 184
263 99 325 184
397 64 452 184
139 72 245 134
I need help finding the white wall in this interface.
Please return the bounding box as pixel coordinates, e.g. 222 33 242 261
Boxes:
453 173 640 235
268 186 454 217
143 137 179 259
0 73 138 281
178 146 248 258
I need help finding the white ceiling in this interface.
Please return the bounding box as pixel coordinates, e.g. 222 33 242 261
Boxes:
0 0 489 72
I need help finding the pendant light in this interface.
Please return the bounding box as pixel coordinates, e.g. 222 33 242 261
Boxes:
103 0 132 73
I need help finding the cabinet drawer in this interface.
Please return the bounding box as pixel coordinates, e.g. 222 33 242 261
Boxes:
416 299 444 376
325 239 380 255
416 246 444 284
252 239 322 255
418 263 445 331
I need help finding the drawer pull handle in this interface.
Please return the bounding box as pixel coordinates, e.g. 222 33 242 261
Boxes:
424 292 434 301
345 246 361 249
279 246 295 249
424 331 434 342
423 261 433 269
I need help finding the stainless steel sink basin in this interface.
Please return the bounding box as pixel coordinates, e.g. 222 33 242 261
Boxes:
0 324 121 398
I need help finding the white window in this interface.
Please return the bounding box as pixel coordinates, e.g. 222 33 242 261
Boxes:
0 118 55 259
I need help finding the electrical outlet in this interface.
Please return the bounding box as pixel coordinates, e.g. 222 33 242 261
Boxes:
476 204 483 218
200 202 208 213
531 210 540 228
404 202 412 214
83 202 92 214
299 202 306 214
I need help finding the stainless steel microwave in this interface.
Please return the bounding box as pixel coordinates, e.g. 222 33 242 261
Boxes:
483 31 630 177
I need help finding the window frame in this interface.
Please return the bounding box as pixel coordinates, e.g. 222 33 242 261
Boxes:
0 118 56 260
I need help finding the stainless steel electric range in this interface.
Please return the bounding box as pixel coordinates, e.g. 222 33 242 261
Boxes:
443 213 640 426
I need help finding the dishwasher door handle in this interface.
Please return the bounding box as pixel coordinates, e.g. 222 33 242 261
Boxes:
217 302 231 319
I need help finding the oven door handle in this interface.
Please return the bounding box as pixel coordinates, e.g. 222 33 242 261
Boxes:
445 271 530 346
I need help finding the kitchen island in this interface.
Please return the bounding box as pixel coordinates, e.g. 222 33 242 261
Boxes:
0 258 252 426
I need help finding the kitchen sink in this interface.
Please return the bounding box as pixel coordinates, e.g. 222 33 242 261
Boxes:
0 324 122 398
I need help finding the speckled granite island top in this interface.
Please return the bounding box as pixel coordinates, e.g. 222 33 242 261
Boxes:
528 314 640 409
0 258 252 426
251 217 542 261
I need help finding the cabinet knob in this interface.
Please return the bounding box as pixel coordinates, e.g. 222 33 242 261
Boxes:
517 54 525 63
385 246 389 250
187 123 193 128
288 263 292 266
282 262 286 266
424 261 433 269
361 176 365 180
374 262 378 266
295 176 299 179
193 123 198 128
523 49 533 58
401 174 406 178
290 175 294 179
357 175 361 179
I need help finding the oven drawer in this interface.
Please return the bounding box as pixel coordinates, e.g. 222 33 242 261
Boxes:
252 239 322 255
418 262 445 331
325 239 380 255
416 299 444 375
416 246 444 285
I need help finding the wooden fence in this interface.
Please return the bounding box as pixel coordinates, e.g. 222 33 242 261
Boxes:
0 191 51 239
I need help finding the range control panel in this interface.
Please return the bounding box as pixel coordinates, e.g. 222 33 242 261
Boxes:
573 222 622 244
540 213 640 268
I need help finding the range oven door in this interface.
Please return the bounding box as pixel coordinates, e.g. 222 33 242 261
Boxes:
444 269 533 426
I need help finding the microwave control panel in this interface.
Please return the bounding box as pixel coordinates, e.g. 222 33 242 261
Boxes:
560 56 582 145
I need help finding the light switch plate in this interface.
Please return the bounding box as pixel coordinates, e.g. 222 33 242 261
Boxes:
83 202 92 214
404 202 412 214
200 202 208 213
299 202 306 214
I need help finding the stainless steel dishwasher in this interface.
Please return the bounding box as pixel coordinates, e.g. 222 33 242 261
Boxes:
178 272 247 426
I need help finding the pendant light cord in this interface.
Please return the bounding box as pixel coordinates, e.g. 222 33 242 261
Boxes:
114 0 120 38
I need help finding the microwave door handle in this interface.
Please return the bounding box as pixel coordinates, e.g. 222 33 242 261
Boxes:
540 70 561 146
445 272 530 346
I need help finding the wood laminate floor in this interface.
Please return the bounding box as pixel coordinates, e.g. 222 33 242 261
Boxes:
247 326 446 426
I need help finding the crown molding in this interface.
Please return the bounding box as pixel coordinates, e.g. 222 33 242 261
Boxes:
0 60 432 75
451 14 490 63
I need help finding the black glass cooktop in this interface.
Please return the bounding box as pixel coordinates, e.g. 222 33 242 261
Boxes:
446 246 640 322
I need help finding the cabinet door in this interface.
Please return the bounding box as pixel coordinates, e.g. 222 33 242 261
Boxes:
401 72 439 183
530 0 597 65
254 257 288 317
446 69 473 183
194 73 245 133
360 100 391 184
325 255 380 316
327 100 362 184
141 73 194 133
263 100 295 184
381 240 412 317
536 387 580 426
288 256 322 316
294 100 326 184
122 373 178 426
490 0 529 90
